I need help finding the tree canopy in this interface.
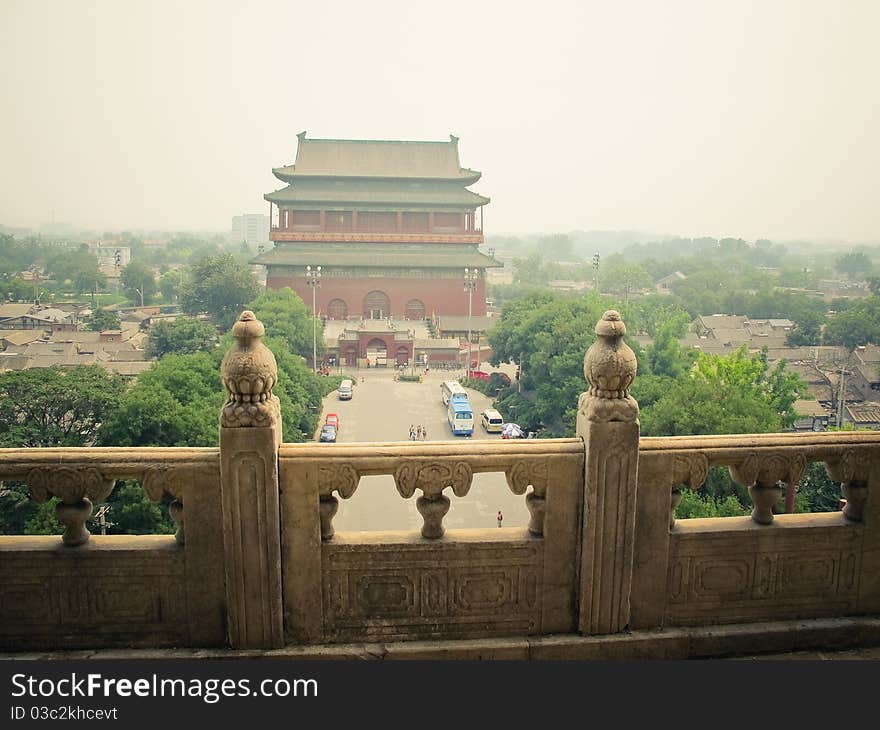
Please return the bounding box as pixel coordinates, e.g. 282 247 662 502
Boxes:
120 261 157 305
247 287 322 362
145 317 218 359
180 254 260 329
0 366 127 448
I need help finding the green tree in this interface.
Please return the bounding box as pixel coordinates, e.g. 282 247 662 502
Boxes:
104 481 175 535
86 308 121 332
180 253 260 330
0 366 126 448
675 489 749 519
641 346 805 437
248 288 321 361
45 246 105 295
835 251 871 280
120 261 157 305
159 269 183 303
98 353 224 447
145 317 218 359
823 297 880 349
785 309 824 346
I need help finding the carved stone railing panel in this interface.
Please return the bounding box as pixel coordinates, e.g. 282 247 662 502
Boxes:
394 460 473 538
317 463 360 541
825 449 872 522
505 459 549 535
24 466 115 547
668 453 709 529
728 451 806 524
0 449 219 547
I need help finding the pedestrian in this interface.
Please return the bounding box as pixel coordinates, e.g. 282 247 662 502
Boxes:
497 510 503 528
409 425 416 441
416 424 423 440
421 426 427 441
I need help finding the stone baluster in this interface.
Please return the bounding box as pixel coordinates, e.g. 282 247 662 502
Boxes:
505 460 549 535
25 467 115 546
143 465 190 544
317 464 360 540
577 310 640 635
825 449 871 522
669 453 709 529
394 460 473 539
219 310 284 649
729 452 806 525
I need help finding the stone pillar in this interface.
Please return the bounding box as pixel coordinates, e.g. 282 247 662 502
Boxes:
219 310 284 648
577 310 640 635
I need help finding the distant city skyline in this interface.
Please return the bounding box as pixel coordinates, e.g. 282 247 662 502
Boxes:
1 1 878 241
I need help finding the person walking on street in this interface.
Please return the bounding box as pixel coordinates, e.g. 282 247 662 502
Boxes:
497 510 503 528
421 426 428 441
409 425 416 441
416 424 423 440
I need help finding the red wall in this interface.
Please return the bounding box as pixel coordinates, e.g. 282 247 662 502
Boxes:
267 275 487 317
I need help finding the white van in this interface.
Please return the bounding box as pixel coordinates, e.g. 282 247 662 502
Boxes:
338 379 353 400
481 408 504 433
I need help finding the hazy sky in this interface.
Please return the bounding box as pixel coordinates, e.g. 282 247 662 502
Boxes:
1 0 877 241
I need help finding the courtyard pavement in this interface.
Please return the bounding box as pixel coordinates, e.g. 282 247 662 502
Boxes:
316 364 531 532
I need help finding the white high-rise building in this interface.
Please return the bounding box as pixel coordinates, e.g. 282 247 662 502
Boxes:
231 214 270 246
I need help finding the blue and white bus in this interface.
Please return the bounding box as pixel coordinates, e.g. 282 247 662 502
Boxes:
447 400 474 436
441 380 469 406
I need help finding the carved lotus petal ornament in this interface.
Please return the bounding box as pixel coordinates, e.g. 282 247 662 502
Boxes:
580 310 639 423
394 461 473 500
142 464 186 502
220 311 281 428
584 311 637 398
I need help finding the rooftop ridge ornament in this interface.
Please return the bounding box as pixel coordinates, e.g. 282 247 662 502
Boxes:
579 310 639 423
220 310 280 428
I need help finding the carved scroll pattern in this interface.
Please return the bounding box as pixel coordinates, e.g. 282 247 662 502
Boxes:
669 453 709 529
728 451 807 525
505 459 549 535
142 464 197 545
824 449 872 522
394 461 473 539
317 464 360 541
25 467 115 547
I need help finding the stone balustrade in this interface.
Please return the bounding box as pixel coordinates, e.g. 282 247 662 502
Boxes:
0 309 877 657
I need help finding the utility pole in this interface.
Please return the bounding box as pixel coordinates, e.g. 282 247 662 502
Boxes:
464 268 478 375
305 265 322 372
592 252 600 293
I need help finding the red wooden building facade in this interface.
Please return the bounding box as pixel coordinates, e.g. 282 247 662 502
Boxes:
254 133 499 319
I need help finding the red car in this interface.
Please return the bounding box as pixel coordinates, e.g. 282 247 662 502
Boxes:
467 370 490 381
325 413 339 431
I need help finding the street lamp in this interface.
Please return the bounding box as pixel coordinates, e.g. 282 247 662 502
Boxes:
305 265 322 372
464 267 479 375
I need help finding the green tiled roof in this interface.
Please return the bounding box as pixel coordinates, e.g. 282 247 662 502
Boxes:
251 242 502 269
271 133 481 183
264 179 489 207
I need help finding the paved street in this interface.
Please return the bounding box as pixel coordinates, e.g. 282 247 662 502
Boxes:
317 365 530 532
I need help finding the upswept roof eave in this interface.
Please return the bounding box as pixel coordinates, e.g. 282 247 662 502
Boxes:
263 186 490 207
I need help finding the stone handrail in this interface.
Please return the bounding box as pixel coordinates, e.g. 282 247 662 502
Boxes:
1 309 877 657
0 447 218 546
279 439 582 539
640 432 878 526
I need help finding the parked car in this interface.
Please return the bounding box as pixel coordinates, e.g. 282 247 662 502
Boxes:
319 424 337 442
467 370 490 381
325 413 339 431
